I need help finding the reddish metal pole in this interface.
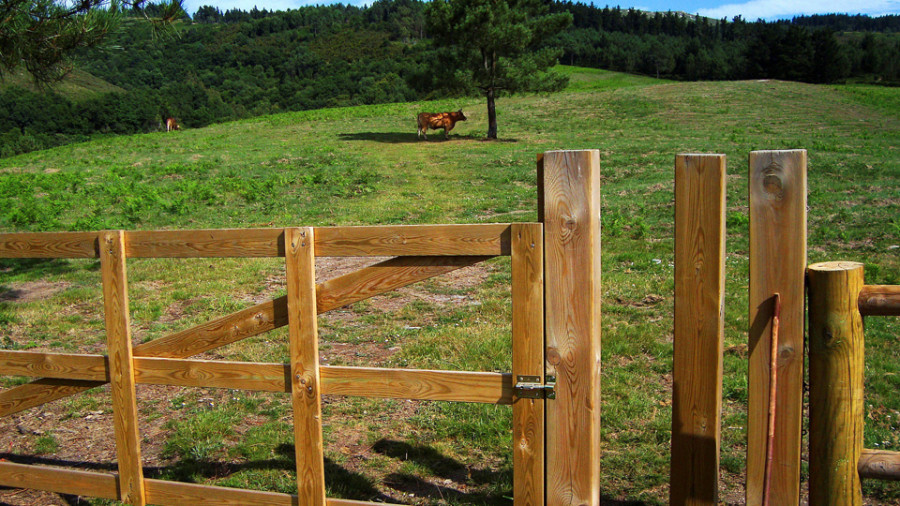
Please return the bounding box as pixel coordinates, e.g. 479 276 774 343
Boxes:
763 293 782 506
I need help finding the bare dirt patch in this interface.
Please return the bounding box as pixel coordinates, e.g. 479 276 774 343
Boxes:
0 281 70 303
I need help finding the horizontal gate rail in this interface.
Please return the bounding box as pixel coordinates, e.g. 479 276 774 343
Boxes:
0 460 376 506
0 224 512 259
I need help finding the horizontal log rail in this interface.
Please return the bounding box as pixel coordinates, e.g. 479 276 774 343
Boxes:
0 224 512 259
858 285 900 316
859 449 900 481
0 351 514 404
0 461 381 505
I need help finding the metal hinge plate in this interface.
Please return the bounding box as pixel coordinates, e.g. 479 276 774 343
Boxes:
515 375 556 399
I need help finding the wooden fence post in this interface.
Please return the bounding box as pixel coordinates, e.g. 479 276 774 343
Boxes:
747 149 807 505
512 222 545 506
100 230 146 506
670 154 727 505
807 261 865 505
285 227 326 505
541 150 602 505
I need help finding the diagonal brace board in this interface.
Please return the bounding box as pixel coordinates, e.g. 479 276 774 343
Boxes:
0 255 491 417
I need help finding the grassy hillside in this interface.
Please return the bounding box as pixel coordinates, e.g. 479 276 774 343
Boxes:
0 68 898 504
0 68 125 101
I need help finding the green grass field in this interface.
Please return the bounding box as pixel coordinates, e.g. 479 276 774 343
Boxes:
0 67 898 504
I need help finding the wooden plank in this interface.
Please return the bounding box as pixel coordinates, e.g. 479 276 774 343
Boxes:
0 224 513 259
511 223 545 506
0 461 119 500
322 366 513 404
285 227 326 505
0 255 487 416
542 150 602 506
125 228 284 258
747 149 807 505
136 255 489 359
670 154 726 505
314 224 511 256
0 351 514 403
808 261 865 505
858 285 900 316
0 350 109 381
134 357 289 392
100 230 146 506
0 232 98 258
858 449 900 481
0 462 388 505
145 478 389 505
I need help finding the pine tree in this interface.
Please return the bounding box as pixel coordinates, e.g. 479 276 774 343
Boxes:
426 0 571 139
0 0 183 85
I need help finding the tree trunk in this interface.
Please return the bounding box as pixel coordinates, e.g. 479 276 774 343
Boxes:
486 87 497 139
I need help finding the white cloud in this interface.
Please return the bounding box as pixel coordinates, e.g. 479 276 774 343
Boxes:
697 0 900 20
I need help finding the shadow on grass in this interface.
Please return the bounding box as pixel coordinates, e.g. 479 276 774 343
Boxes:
0 447 391 504
0 448 654 505
337 132 468 143
374 438 511 503
0 258 93 282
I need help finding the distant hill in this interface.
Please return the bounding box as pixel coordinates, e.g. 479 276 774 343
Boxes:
0 68 125 102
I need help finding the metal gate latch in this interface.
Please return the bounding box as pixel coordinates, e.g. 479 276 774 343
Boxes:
515 375 556 399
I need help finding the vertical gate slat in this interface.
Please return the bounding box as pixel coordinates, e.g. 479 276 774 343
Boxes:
542 150 602 506
747 150 807 505
670 154 727 505
512 223 545 506
100 230 146 506
285 227 326 505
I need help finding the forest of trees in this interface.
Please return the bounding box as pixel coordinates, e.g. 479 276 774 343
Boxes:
1 0 898 157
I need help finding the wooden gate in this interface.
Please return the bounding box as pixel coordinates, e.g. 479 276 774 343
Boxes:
0 223 547 505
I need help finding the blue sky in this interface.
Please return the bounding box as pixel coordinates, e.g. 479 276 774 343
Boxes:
182 0 900 23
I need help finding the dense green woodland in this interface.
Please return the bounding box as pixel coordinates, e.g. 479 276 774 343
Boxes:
1 0 898 157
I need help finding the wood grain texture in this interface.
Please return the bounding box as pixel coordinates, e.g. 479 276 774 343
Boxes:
125 228 285 258
0 351 513 402
808 261 865 505
0 232 99 258
0 351 109 381
858 449 900 481
511 223 545 506
0 255 487 416
314 224 511 256
0 461 119 500
0 224 511 259
134 357 289 392
747 150 806 506
285 227 326 505
542 150 602 506
100 230 146 506
321 366 513 403
146 478 388 505
858 285 900 316
670 154 726 506
0 462 386 506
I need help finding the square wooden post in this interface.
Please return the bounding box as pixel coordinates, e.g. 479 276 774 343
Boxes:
670 154 727 505
512 223 545 506
747 150 807 505
541 150 602 506
285 227 326 505
100 230 146 505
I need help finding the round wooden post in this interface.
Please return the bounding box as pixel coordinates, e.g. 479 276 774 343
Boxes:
807 261 865 506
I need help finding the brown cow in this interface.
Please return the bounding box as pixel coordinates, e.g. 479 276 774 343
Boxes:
417 110 466 140
166 117 180 132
